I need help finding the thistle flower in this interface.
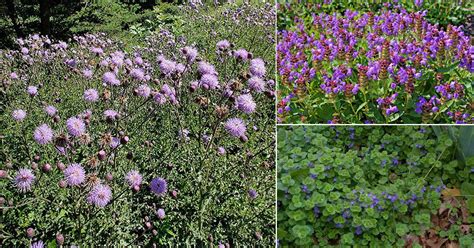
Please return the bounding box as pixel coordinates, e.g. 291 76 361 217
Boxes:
200 74 219 90
248 76 266 92
224 118 246 137
217 40 231 50
153 93 167 105
104 110 119 121
248 189 258 199
87 184 112 207
110 137 120 149
14 168 35 192
103 72 120 86
135 84 151 98
82 69 93 79
236 94 257 114
83 89 99 102
197 61 217 75
150 177 168 196
64 163 86 186
125 66 142 79
12 109 26 121
157 208 165 219
159 59 176 75
33 124 54 145
44 105 57 117
10 72 19 79
30 240 44 248
125 170 142 188
217 146 226 155
182 46 198 63
234 49 250 60
27 86 38 96
249 58 266 77
66 117 86 137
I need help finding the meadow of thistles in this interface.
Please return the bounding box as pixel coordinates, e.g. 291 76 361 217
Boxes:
0 3 275 246
277 4 473 124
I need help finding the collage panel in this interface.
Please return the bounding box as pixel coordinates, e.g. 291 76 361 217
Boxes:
0 2 276 247
276 1 473 124
277 125 474 247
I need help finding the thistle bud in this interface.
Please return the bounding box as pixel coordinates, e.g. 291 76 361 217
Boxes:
42 163 52 172
56 233 64 245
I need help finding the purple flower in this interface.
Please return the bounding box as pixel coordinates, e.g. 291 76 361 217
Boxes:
104 109 119 121
87 184 112 207
110 137 120 149
82 69 93 79
30 240 44 248
64 163 86 186
157 208 166 219
103 72 120 86
136 84 151 98
66 117 86 137
217 40 231 50
12 109 27 121
27 86 38 96
150 177 168 196
83 89 99 102
14 168 35 192
200 74 219 90
197 61 217 75
248 76 266 92
10 72 19 79
90 47 104 55
125 170 142 188
248 189 258 199
130 68 145 81
224 118 246 137
249 58 266 77
159 59 176 75
385 106 399 116
217 146 226 155
176 63 186 73
234 48 249 61
236 94 256 114
182 46 198 63
44 105 57 117
153 93 167 105
415 0 423 7
33 124 54 145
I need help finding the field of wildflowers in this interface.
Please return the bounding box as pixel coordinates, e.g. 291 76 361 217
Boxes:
277 126 474 247
277 1 473 124
0 3 276 247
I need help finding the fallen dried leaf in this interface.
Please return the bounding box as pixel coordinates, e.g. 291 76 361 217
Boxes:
441 188 461 197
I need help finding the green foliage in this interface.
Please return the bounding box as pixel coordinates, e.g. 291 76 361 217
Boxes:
277 126 473 247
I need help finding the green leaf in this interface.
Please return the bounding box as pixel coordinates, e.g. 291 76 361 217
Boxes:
291 225 313 239
341 233 354 244
395 223 409 236
356 102 368 114
436 62 460 73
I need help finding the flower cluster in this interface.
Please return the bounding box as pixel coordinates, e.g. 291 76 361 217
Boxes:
277 6 473 123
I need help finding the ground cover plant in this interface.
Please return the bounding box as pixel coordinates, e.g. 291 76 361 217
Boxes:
277 126 474 247
276 1 474 124
0 3 275 247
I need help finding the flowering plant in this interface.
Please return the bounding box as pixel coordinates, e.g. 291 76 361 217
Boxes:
277 126 474 247
277 4 473 124
0 4 275 247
